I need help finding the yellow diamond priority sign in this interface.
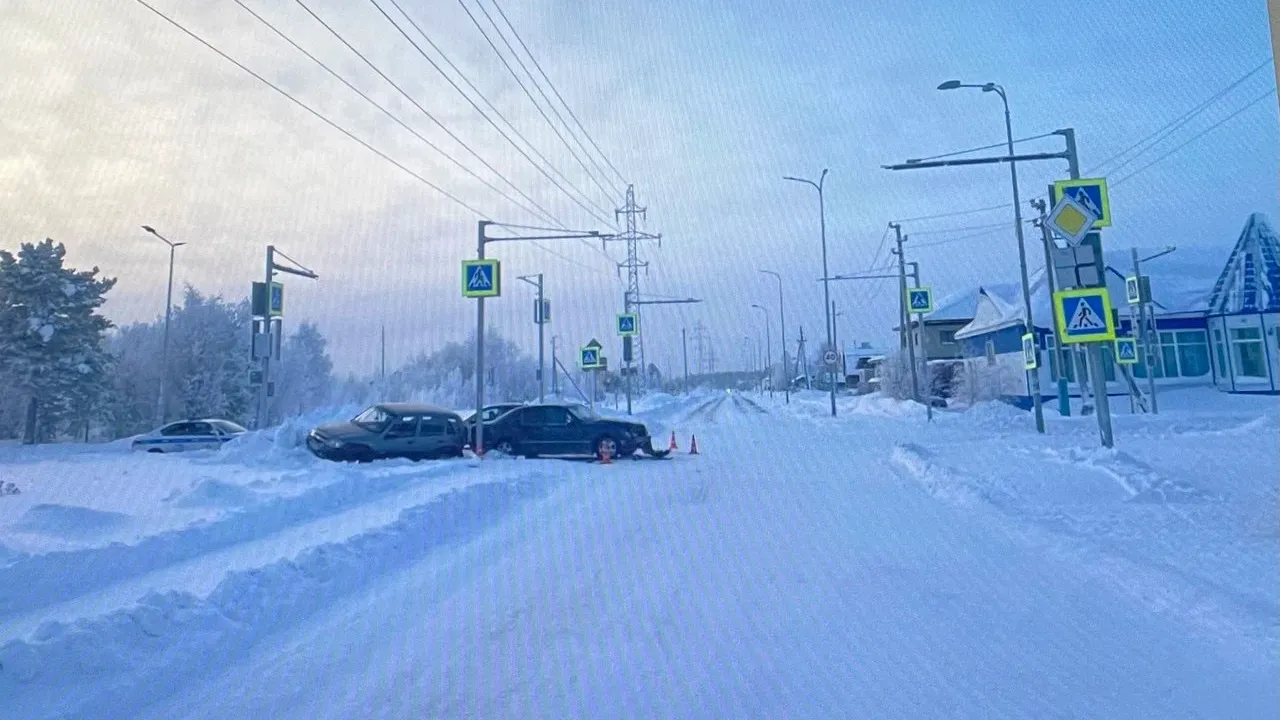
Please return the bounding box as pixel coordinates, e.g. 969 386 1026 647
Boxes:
1046 194 1098 247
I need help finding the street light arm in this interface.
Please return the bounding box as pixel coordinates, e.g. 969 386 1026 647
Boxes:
782 176 820 192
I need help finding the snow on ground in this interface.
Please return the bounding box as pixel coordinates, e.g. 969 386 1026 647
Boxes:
0 386 1276 719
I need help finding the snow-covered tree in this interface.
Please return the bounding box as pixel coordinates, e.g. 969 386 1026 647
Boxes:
165 287 254 424
0 239 115 443
270 321 334 418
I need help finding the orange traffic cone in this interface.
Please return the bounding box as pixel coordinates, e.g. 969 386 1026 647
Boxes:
668 431 679 451
688 435 699 455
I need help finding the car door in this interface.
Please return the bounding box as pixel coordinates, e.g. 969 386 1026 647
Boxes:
186 421 220 451
536 406 579 455
416 414 451 458
152 421 193 452
380 415 422 458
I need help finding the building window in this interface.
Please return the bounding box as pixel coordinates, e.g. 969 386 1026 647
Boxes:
1172 330 1210 377
1230 326 1267 378
939 329 957 345
984 340 996 366
1133 329 1210 379
1214 328 1229 379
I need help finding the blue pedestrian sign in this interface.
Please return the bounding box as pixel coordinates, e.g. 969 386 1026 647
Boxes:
462 259 501 298
907 287 933 314
1051 178 1111 228
268 283 284 316
580 345 602 370
1053 287 1116 344
617 313 638 336
1114 337 1139 365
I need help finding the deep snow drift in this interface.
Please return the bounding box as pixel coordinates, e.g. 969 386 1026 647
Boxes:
0 387 1276 719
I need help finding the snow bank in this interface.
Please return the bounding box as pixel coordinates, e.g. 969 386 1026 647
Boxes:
0 459 473 619
0 474 556 720
11 504 130 539
890 443 1007 508
217 405 363 466
1047 446 1211 504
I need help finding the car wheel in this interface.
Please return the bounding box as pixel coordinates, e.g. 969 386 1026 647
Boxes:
347 445 375 463
493 439 516 457
594 435 619 462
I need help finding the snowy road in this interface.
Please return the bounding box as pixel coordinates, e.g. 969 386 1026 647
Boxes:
2 390 1277 719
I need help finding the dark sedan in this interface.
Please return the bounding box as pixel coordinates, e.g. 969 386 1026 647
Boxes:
307 403 467 461
479 402 668 460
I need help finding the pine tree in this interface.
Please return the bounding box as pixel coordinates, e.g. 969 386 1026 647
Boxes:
0 239 116 443
271 321 334 418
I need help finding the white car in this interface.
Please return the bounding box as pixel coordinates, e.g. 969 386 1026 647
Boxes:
131 419 247 453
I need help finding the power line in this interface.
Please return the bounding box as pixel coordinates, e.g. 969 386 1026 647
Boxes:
476 0 623 197
366 0 617 227
134 0 610 281
451 0 619 203
1113 86 1277 188
373 0 610 226
128 0 486 217
904 220 1010 237
292 0 567 226
233 0 555 225
488 0 628 187
1088 58 1274 175
892 59 1275 227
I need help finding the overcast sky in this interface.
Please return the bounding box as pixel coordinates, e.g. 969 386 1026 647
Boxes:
1 0 1275 376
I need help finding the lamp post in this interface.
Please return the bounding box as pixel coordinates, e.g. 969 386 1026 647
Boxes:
937 80 1044 433
141 225 186 424
751 303 773 397
759 269 789 403
783 169 836 416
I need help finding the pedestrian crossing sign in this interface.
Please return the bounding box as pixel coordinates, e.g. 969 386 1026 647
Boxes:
1053 287 1116 345
1051 177 1111 228
580 345 602 370
907 287 933 314
462 259 501 298
1114 337 1139 365
617 313 638 336
1022 333 1038 370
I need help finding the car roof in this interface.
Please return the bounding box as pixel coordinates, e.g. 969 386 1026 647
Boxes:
375 402 458 416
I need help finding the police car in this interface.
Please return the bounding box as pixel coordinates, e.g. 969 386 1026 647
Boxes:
131 419 247 453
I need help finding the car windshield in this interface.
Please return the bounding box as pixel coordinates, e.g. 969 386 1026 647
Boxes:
567 404 597 421
351 406 391 431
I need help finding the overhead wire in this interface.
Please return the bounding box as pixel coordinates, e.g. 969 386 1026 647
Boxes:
907 131 1061 164
451 0 619 204
365 0 617 227
471 0 622 198
488 0 628 187
292 0 571 227
891 58 1275 229
233 0 555 226
374 0 612 225
1112 86 1277 187
128 0 487 218
1088 57 1274 176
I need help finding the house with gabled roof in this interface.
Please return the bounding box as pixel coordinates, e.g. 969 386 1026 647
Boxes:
1205 213 1279 393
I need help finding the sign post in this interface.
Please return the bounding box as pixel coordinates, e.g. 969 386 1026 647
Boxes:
1053 285 1117 447
617 314 638 414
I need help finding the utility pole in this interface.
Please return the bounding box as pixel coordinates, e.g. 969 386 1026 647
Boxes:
759 269 789 404
380 324 387 396
892 229 921 405
551 335 560 397
831 300 840 387
518 273 547 402
797 326 810 389
682 327 689 393
606 185 661 392
784 170 836 417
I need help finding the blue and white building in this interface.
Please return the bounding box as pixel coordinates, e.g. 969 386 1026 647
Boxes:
948 213 1278 406
1205 213 1280 393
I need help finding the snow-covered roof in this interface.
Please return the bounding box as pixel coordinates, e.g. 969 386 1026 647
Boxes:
1207 213 1279 315
953 267 1049 340
951 241 1233 341
923 287 982 323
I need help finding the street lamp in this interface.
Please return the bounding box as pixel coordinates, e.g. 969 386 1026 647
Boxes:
750 303 773 397
759 270 789 404
141 225 186 424
936 80 1044 433
783 169 836 417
